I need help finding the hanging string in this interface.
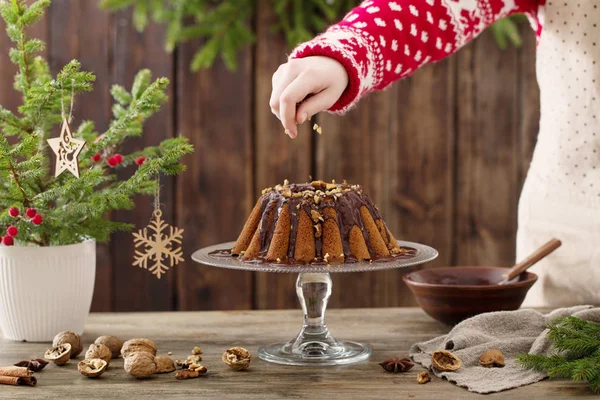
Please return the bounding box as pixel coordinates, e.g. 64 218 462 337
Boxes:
153 176 162 218
60 78 75 123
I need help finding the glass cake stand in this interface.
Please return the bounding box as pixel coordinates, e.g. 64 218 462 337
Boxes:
191 240 438 366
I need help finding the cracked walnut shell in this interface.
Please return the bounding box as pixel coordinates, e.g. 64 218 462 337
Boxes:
85 344 112 365
124 352 157 379
155 356 176 374
78 358 108 378
95 335 124 358
431 350 462 372
52 331 82 358
479 349 505 368
121 338 157 358
44 343 72 366
222 347 251 371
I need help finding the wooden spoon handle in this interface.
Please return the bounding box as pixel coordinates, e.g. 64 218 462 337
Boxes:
504 238 562 281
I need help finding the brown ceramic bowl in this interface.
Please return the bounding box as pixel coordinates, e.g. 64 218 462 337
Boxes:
403 266 538 325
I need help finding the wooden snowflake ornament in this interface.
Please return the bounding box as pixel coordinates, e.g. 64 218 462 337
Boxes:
132 209 184 279
47 118 86 178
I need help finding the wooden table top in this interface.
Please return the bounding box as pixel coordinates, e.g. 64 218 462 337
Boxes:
0 308 593 399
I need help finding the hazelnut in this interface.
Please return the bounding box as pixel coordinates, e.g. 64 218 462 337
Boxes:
44 343 72 366
124 352 156 379
78 358 107 378
417 371 431 384
94 335 124 358
431 350 462 372
121 338 157 358
479 349 505 368
155 356 176 374
85 344 112 365
222 347 251 371
52 331 82 358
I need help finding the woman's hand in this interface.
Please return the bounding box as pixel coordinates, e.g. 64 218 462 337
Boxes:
270 56 348 138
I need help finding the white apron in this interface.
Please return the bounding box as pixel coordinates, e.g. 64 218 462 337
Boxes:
519 0 600 307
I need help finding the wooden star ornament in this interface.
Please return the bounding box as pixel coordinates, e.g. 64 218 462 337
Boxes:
47 118 86 178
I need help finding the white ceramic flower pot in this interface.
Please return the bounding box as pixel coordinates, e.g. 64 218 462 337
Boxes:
0 240 96 342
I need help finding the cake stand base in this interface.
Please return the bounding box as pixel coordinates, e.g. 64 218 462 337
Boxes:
257 272 371 366
258 340 371 366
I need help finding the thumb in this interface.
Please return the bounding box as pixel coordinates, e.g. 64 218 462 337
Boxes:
295 89 338 124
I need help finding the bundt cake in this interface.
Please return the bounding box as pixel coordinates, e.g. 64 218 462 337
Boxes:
232 180 404 264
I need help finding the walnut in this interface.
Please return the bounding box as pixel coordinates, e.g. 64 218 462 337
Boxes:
479 349 505 368
175 354 202 369
188 363 207 374
78 358 108 378
124 352 157 379
95 335 124 358
222 347 251 371
326 183 337 190
52 331 82 358
155 356 176 374
85 344 112 365
311 180 327 189
44 343 72 366
281 188 291 198
431 350 462 372
417 371 431 384
121 338 157 358
176 369 200 380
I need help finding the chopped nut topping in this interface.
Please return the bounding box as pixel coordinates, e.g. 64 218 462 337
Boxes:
192 347 203 355
314 195 321 204
310 209 321 223
283 179 289 186
261 187 272 195
276 258 281 263
314 224 322 238
281 188 292 198
324 253 330 263
326 183 337 190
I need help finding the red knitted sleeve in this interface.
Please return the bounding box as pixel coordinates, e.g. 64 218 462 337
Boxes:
290 0 541 113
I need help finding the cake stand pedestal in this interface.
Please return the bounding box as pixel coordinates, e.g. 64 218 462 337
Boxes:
192 240 438 366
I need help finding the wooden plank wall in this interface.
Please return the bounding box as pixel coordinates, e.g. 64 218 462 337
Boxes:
0 1 540 311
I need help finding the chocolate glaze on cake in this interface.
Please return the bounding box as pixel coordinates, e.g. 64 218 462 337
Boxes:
230 180 408 265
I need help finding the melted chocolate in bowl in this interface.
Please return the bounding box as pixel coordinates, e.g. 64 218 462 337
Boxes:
403 266 538 325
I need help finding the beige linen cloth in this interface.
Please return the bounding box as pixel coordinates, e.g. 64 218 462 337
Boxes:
409 306 600 394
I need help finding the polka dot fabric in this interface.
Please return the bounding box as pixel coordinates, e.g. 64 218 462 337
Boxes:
519 0 600 307
290 0 541 113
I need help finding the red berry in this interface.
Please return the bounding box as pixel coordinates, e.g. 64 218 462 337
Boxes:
31 214 43 225
114 154 123 163
91 154 102 162
8 207 19 217
2 235 14 246
135 156 146 166
6 226 17 237
107 156 118 167
26 208 37 218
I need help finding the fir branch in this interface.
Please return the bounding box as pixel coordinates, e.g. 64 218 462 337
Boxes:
518 317 600 394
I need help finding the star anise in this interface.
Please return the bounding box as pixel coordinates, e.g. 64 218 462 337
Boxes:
14 358 49 372
379 356 414 373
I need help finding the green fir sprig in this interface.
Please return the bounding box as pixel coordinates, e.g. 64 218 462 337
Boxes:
99 0 526 72
0 0 194 247
518 316 600 393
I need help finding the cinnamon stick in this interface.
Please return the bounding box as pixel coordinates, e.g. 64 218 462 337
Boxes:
0 375 37 386
0 366 33 377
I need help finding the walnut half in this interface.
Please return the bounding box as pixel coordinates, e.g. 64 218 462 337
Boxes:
222 347 251 371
